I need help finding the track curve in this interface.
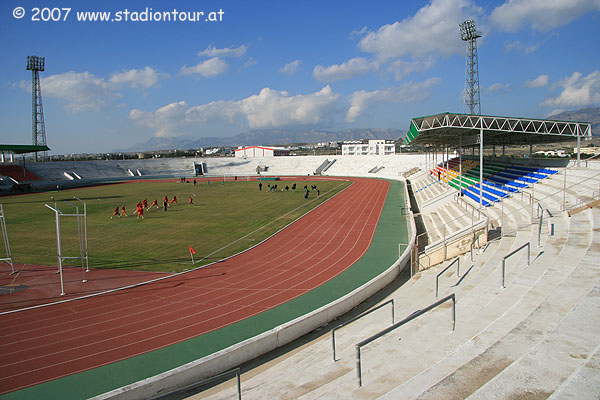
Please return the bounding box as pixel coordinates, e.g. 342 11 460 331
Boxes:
0 177 389 395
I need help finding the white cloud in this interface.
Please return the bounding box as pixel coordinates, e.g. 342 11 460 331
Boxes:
36 71 113 113
358 0 482 61
280 60 302 76
313 57 378 82
541 70 600 108
241 57 257 70
491 0 600 32
503 40 539 54
346 78 442 122
545 109 567 118
485 82 511 93
109 66 166 88
525 74 549 88
240 86 339 128
180 57 228 77
350 26 368 39
387 58 435 80
198 44 247 58
129 86 341 136
129 101 191 137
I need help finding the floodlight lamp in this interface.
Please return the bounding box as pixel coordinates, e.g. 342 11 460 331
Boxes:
459 19 481 41
26 55 45 71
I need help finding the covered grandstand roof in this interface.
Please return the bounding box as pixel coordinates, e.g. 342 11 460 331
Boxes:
0 144 50 154
404 112 592 147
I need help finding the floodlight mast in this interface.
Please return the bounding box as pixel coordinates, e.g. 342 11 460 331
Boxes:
26 55 48 162
459 20 481 115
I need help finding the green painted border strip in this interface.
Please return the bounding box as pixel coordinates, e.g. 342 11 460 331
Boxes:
4 180 408 400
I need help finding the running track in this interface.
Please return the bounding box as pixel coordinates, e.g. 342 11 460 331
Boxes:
0 177 390 396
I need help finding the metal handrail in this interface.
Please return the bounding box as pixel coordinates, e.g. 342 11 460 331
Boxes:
470 233 482 262
435 257 460 297
502 242 530 288
424 211 487 252
331 299 394 362
156 367 242 400
520 189 532 205
455 194 485 222
581 151 600 167
354 293 456 387
538 209 544 247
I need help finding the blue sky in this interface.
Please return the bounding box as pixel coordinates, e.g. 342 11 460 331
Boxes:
1 0 599 154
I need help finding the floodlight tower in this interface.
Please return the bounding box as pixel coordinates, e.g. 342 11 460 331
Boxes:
459 19 481 115
26 55 48 161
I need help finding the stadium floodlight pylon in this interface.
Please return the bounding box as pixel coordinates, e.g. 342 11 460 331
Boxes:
459 19 482 115
26 55 48 162
44 198 89 295
0 204 16 275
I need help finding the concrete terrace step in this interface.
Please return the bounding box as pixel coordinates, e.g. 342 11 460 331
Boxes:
471 205 600 400
378 209 591 399
469 275 600 400
344 199 548 394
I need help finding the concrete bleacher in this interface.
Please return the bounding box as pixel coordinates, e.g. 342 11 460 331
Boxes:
324 154 428 178
22 159 192 183
190 162 599 399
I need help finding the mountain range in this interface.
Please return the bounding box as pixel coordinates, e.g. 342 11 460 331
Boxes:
118 107 600 153
548 107 600 135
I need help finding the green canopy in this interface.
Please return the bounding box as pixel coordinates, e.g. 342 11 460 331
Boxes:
0 144 50 154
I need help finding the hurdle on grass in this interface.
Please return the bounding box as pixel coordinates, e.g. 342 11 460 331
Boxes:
0 204 16 275
45 198 89 295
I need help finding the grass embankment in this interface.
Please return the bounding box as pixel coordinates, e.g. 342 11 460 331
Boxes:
1 179 351 272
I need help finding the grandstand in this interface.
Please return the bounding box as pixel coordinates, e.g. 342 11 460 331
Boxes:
1 111 600 398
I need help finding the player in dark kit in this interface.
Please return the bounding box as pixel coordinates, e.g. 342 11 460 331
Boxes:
110 207 120 219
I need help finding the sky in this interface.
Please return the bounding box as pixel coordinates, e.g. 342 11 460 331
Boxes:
0 0 599 154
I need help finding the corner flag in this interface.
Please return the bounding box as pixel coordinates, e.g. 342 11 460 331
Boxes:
189 246 196 264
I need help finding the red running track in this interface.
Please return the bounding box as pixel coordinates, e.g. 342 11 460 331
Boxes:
0 177 389 395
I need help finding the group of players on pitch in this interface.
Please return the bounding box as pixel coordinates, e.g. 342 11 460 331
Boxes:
258 182 320 199
111 195 193 220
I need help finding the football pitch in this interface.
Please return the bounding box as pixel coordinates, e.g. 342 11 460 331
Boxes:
1 179 351 273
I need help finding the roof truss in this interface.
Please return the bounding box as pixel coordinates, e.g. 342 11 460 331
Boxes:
405 113 592 147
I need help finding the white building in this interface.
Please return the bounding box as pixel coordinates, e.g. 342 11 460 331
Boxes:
234 146 290 158
341 140 395 156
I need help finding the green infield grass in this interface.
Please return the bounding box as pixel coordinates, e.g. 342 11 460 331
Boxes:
0 179 351 273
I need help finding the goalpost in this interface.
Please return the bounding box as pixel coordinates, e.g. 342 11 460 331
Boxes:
44 197 89 296
0 204 16 275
